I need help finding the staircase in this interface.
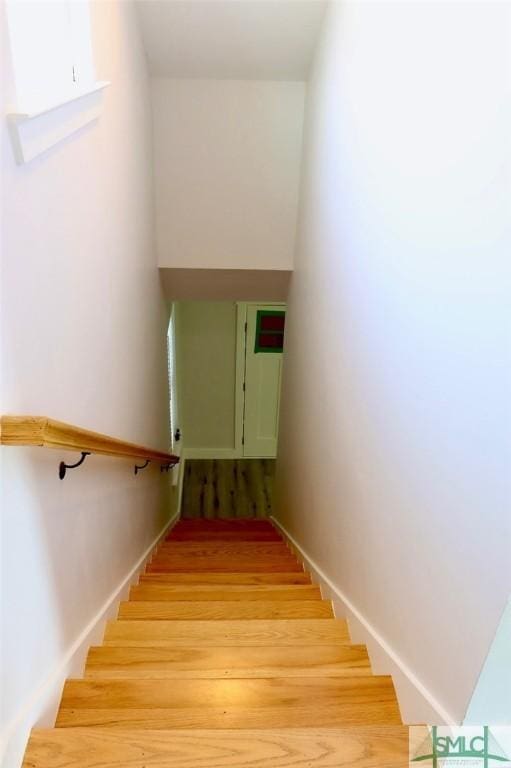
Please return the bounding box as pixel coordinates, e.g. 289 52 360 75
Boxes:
22 518 408 767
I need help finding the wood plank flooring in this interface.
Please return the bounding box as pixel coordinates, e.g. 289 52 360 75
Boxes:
181 459 275 519
22 517 405 768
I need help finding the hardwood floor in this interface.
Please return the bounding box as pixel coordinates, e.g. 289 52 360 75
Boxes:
181 459 275 519
22 518 406 768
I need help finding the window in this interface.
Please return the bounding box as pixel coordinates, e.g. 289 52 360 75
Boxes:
6 0 109 164
6 0 96 113
254 310 286 353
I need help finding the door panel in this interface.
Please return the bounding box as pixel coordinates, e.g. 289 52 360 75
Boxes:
243 305 285 458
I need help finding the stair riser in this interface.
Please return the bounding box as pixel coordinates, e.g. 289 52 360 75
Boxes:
56 706 402 728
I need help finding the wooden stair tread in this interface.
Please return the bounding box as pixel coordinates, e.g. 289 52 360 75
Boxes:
169 522 279 539
118 600 333 620
139 572 311 585
85 644 371 679
172 519 277 525
104 618 350 646
172 520 276 528
56 676 401 728
146 557 302 573
23 726 410 768
168 531 282 541
157 542 290 553
129 584 321 601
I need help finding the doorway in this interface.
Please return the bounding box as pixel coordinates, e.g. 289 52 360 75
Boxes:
236 302 286 458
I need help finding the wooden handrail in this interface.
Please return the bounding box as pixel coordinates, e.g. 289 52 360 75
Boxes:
0 415 179 465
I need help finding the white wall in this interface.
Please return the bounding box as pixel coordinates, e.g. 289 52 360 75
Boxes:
276 0 511 725
0 3 175 766
152 79 305 271
176 302 238 455
464 598 511 725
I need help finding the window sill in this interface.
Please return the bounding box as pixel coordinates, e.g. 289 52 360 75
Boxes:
7 81 110 164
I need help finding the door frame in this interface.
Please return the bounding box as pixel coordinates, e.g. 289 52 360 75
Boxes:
167 303 185 511
234 301 286 459
234 302 247 457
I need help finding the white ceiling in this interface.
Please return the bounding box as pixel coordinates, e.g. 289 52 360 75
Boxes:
136 1 327 81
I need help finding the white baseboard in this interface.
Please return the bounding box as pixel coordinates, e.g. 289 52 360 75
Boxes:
182 449 276 460
175 456 186 515
271 516 457 726
183 447 241 459
1 510 180 768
